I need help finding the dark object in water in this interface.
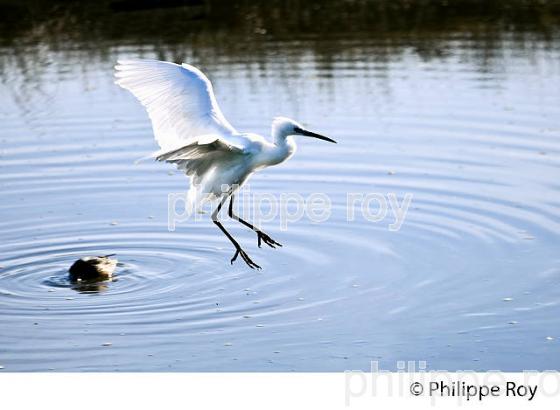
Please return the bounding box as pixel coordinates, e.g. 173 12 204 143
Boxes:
68 255 117 282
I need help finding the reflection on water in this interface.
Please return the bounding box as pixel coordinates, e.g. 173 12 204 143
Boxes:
43 272 114 294
1 0 560 371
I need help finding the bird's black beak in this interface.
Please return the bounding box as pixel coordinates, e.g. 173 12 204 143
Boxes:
295 127 337 143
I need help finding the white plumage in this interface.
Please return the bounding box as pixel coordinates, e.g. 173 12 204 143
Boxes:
115 59 335 269
115 59 236 151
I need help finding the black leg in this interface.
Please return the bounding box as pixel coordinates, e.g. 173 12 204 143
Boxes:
228 195 282 249
212 195 261 270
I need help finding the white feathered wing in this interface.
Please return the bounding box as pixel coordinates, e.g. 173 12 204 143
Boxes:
115 59 247 209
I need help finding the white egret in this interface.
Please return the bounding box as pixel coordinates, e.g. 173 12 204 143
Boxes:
115 59 336 269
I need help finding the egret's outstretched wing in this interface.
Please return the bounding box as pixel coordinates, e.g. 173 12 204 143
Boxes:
156 137 246 185
115 59 236 150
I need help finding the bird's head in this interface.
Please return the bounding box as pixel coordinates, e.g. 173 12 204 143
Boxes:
271 117 336 144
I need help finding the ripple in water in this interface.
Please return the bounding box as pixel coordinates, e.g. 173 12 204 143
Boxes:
1 30 560 371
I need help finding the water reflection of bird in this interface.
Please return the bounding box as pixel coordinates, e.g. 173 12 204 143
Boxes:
115 59 336 269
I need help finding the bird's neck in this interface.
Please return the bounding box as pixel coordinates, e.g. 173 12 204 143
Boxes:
276 134 296 151
266 135 296 166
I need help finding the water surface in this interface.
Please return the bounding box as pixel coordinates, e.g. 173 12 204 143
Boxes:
1 0 560 371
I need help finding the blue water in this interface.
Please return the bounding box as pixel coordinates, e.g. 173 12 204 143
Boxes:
1 4 560 371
